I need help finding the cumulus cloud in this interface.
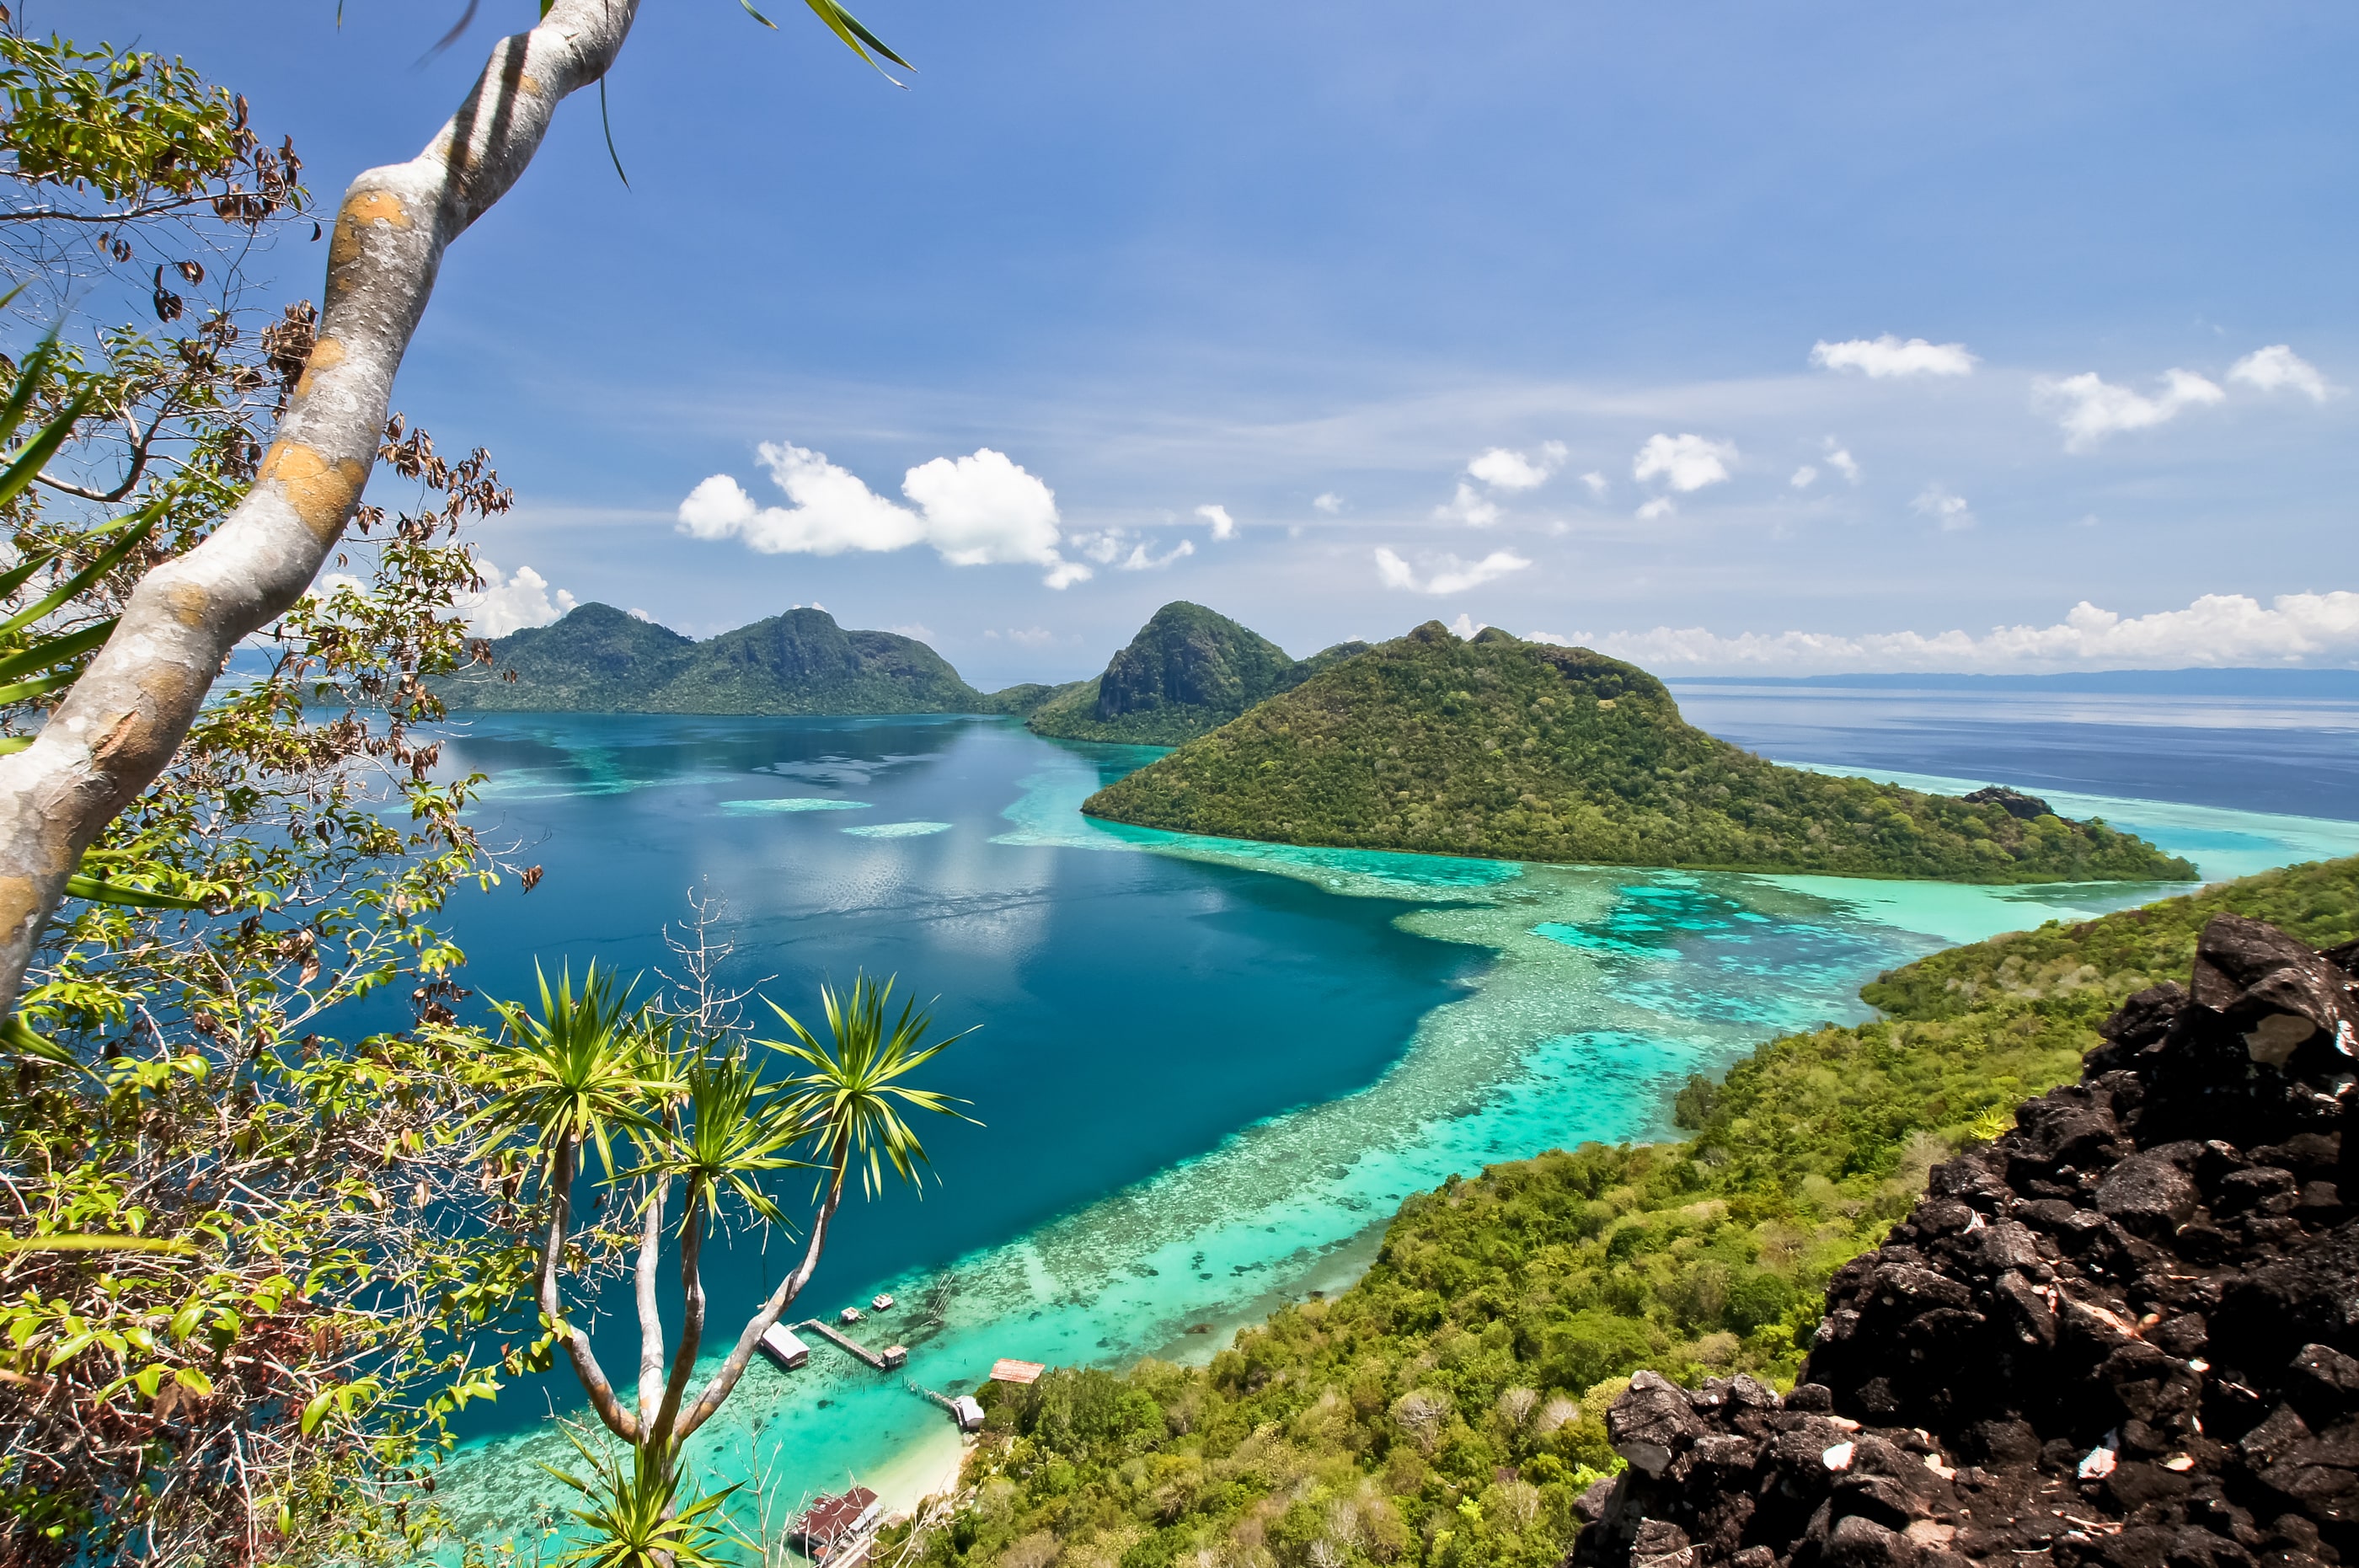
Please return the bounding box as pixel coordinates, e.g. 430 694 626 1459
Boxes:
2035 368 2226 452
1435 482 1503 527
459 559 577 636
887 622 935 640
1633 432 1736 492
1825 443 1860 483
1373 547 1532 595
1465 441 1567 491
1449 613 1489 639
1810 335 1977 378
1911 483 1975 531
1579 471 1609 498
1196 503 1238 539
984 626 1056 646
1790 465 1818 490
1312 492 1344 514
1635 496 1677 522
1522 590 2359 672
678 442 1089 587
2228 345 2337 402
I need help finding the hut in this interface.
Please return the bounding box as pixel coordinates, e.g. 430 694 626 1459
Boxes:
794 1487 881 1565
949 1394 986 1433
990 1358 1046 1385
759 1324 810 1370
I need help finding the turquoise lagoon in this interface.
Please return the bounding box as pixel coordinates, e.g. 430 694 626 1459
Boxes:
425 712 2359 1552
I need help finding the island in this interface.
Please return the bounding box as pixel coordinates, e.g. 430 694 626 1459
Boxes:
1081 620 2198 883
1026 601 1371 745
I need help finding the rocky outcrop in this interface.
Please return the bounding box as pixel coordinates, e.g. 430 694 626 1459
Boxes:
1575 912 2359 1568
1962 786 2062 822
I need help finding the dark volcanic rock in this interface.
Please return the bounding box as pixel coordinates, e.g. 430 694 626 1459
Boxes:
1962 785 2062 821
1571 915 2359 1568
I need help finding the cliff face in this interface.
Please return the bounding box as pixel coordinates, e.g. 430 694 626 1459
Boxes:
1576 914 2359 1568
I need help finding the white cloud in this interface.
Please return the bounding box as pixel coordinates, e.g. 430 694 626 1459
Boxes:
1825 443 1860 483
1195 503 1238 539
984 625 1057 646
1435 481 1502 527
1579 471 1608 498
886 623 935 640
1448 613 1488 638
1312 492 1344 514
1810 335 1977 378
1121 538 1196 570
628 607 653 622
678 442 1089 587
1635 496 1677 522
2034 368 2226 452
460 559 578 637
1524 590 2359 672
1911 483 1975 531
2228 345 2337 402
1633 432 1736 492
1373 547 1532 595
1789 465 1817 490
1465 441 1567 491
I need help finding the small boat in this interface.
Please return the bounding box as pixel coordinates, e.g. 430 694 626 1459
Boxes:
839 1306 864 1325
871 1292 895 1312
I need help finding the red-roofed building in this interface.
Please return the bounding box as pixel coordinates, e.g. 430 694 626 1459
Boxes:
794 1486 881 1564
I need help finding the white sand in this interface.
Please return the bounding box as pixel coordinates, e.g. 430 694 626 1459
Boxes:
863 1421 970 1516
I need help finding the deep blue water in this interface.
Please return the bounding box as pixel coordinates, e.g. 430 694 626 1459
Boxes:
418 702 2359 1551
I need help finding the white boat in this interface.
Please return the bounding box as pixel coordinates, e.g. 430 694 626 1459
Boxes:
871 1292 895 1311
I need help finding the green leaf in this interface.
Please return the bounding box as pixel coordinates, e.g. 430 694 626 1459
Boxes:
0 504 160 640
0 383 98 512
1 1014 75 1067
741 0 778 25
299 1385 337 1434
797 0 913 82
0 617 115 684
174 1365 214 1395
0 1232 199 1255
62 871 206 910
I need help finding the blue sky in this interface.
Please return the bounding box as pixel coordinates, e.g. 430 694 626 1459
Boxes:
75 1 2359 685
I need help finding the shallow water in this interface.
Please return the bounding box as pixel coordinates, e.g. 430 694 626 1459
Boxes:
421 709 2359 1556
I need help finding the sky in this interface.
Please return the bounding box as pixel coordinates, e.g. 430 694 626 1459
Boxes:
62 1 2359 687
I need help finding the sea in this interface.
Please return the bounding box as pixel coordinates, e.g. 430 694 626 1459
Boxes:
420 681 2359 1555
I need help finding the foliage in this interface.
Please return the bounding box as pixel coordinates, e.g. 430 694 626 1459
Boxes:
1028 601 1367 746
900 855 2359 1568
471 950 976 1565
1083 623 2196 885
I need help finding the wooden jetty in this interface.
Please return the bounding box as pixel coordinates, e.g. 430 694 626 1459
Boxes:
794 1318 908 1370
908 1378 987 1432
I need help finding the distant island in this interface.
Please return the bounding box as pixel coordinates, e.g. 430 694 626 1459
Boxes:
436 603 1053 715
1081 621 2200 884
1024 601 1369 745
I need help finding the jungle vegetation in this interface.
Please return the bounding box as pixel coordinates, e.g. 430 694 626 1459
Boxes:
1027 602 1371 745
1082 622 2196 885
895 854 2359 1568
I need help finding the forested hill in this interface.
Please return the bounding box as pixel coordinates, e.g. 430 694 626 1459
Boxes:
902 854 2359 1568
1027 601 1372 744
436 603 1046 715
1081 621 2196 884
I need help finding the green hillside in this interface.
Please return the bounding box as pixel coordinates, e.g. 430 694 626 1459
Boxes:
438 603 1035 715
1028 601 1371 744
1082 622 2195 883
896 855 2359 1568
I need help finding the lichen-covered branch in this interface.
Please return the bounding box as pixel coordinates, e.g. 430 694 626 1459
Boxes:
0 0 642 1014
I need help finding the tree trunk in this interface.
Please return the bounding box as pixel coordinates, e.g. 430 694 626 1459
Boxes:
0 0 643 1015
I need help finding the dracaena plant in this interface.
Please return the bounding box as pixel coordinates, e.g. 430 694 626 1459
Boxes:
481 940 976 1568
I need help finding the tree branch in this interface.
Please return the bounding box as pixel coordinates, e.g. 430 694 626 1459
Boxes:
538 1137 638 1442
646 1189 708 1458
674 1145 849 1442
634 1175 665 1430
0 0 644 1015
